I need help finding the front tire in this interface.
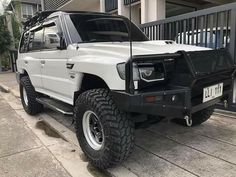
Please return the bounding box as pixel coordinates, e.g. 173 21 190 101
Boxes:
74 89 134 169
20 76 43 115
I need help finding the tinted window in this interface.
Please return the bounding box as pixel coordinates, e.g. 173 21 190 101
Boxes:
28 28 44 51
43 24 60 50
69 14 148 43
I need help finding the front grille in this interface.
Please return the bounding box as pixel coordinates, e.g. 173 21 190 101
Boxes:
187 49 233 76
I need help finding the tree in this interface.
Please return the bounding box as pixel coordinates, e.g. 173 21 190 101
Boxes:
0 18 12 55
11 14 21 48
0 16 12 72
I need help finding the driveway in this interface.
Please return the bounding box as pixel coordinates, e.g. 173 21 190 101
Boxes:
47 108 236 177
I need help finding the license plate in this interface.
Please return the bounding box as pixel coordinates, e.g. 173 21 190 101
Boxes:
203 83 223 103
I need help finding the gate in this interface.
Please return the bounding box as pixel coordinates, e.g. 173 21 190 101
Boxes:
140 2 236 63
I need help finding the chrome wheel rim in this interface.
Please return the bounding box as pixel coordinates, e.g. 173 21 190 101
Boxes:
82 111 104 150
22 87 28 106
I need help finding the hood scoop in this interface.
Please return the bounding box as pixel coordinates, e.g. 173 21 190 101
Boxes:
165 41 174 44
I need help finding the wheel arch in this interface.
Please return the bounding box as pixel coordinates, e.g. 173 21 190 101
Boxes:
19 69 29 79
73 73 109 105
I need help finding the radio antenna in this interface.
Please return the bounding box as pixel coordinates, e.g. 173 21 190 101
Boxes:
127 0 135 94
129 0 132 61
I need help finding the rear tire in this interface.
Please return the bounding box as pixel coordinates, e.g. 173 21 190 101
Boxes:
74 89 134 169
20 76 43 115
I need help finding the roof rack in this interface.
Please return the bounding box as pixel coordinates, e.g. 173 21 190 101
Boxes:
23 10 110 31
23 11 57 31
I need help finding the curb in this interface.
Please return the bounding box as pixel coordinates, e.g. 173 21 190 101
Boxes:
0 83 10 93
0 82 20 98
214 109 236 119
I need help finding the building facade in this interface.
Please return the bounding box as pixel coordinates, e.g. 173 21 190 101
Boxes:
2 0 42 72
42 0 236 25
7 0 42 23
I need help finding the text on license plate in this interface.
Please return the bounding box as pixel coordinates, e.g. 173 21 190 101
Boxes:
203 83 223 103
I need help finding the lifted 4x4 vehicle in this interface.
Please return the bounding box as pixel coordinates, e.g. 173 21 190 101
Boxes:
17 11 235 169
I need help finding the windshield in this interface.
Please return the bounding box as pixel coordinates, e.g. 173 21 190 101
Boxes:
69 14 149 43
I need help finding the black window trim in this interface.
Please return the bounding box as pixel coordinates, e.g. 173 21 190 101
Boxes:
19 15 68 53
19 24 43 53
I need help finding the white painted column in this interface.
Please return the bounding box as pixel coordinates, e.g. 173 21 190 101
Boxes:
100 0 105 12
141 0 166 24
41 0 45 11
118 0 129 17
118 0 141 25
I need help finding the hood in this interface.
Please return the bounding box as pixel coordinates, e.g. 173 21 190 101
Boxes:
68 40 211 62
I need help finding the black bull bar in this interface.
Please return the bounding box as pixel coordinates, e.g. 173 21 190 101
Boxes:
111 49 236 119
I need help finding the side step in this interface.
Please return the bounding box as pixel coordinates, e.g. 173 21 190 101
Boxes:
36 97 73 116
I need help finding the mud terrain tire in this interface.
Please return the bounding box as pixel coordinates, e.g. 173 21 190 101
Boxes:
74 89 134 169
20 76 43 115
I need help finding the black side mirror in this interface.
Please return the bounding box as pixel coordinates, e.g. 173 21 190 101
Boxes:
57 36 67 50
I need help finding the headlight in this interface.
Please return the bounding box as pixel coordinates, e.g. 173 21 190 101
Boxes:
117 63 140 81
139 63 165 82
117 62 165 82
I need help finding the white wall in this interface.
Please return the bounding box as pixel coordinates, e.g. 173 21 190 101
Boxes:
141 0 165 24
116 0 166 24
131 4 141 25
59 0 100 12
117 0 141 25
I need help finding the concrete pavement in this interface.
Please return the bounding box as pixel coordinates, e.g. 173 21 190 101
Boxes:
1 72 236 177
0 95 71 177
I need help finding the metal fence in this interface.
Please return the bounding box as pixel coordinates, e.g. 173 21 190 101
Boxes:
124 0 140 5
140 2 236 63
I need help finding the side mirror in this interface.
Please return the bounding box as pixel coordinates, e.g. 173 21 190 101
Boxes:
57 36 67 50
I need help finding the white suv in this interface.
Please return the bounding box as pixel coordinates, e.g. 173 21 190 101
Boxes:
16 11 235 169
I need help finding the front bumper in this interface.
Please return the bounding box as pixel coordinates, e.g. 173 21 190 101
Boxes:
111 85 231 118
118 49 235 118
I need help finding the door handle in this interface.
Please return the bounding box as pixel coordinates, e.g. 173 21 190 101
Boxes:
41 60 46 64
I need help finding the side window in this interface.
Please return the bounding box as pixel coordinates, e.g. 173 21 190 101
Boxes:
20 32 30 53
28 28 44 51
43 24 60 50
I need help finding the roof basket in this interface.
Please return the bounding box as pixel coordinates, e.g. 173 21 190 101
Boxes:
23 11 57 31
22 10 111 31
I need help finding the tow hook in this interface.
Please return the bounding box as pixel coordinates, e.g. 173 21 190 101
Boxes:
184 115 192 127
